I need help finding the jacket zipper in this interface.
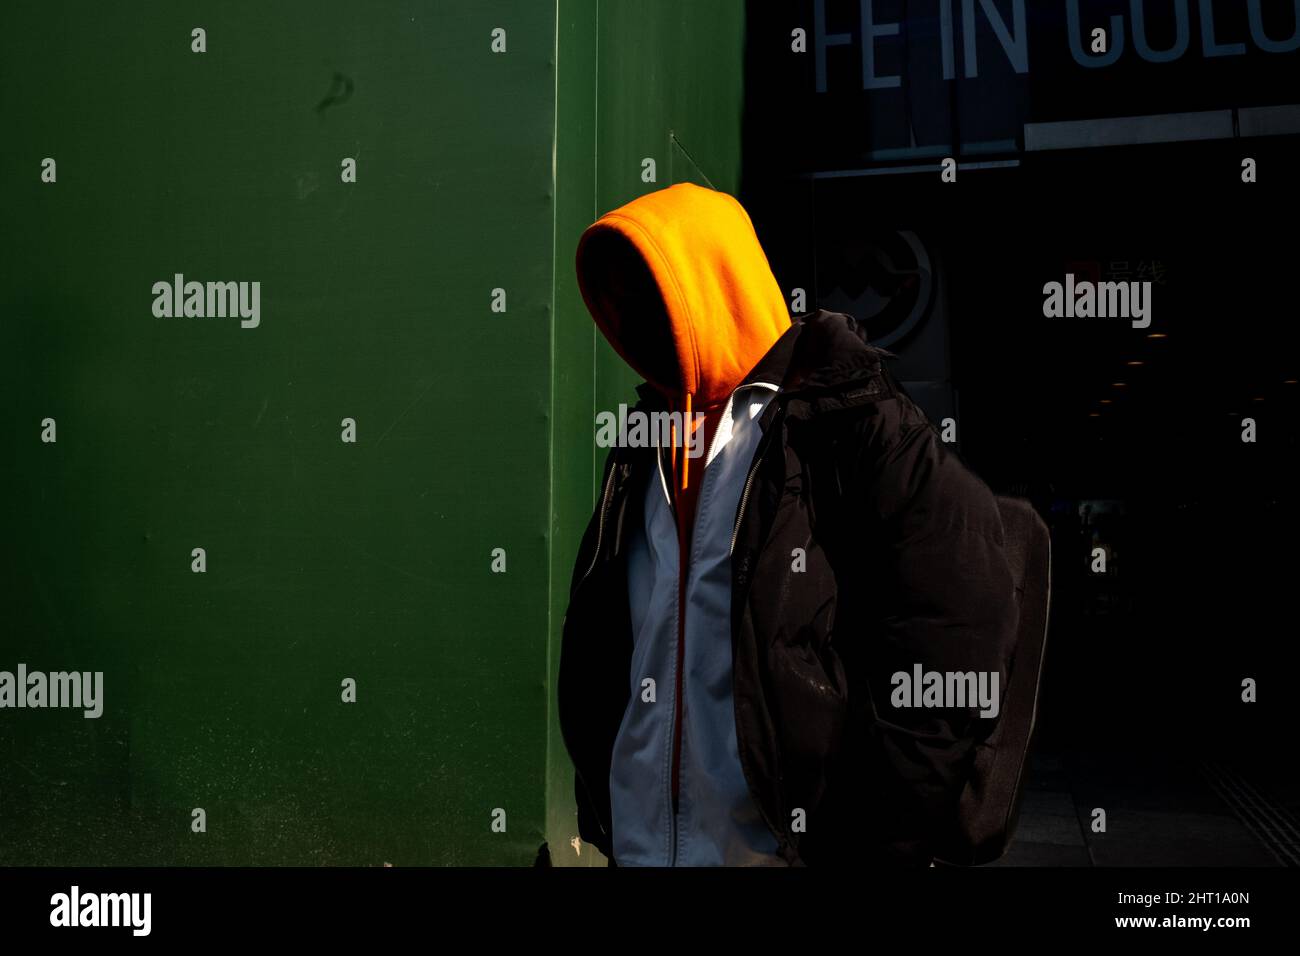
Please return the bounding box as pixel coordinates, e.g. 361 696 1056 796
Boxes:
728 457 762 558
669 558 686 865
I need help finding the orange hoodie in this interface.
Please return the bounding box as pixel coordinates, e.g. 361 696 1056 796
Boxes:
575 182 790 525
575 183 790 812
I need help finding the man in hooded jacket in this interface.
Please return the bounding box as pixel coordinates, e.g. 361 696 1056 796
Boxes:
558 182 1018 867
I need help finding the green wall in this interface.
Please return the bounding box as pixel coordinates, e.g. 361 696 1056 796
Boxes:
0 0 744 866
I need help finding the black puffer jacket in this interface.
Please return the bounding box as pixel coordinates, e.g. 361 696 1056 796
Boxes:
558 310 1018 866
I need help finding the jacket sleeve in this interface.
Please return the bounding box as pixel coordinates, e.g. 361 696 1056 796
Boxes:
840 382 1018 865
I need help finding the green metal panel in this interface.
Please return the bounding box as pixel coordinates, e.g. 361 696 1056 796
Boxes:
1 0 556 865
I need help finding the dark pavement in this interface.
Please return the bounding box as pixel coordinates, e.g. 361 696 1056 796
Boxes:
996 748 1294 867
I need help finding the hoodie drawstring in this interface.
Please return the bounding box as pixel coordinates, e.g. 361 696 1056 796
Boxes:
668 390 693 498
681 391 691 492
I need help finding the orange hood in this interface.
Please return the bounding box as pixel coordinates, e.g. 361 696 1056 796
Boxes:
574 182 791 411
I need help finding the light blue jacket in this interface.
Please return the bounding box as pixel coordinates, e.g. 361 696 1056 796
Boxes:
609 382 785 866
